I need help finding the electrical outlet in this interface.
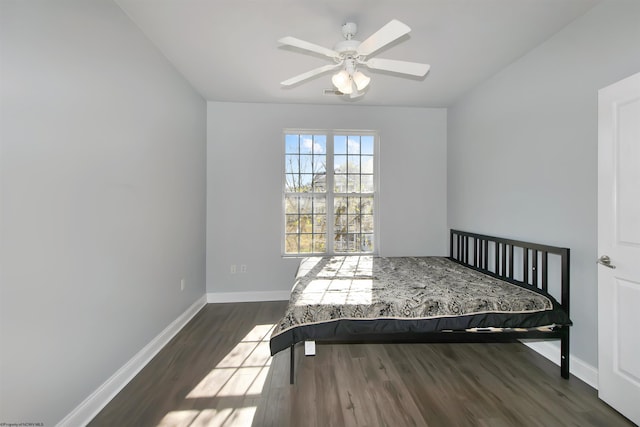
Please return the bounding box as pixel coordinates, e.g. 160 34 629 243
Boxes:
230 264 237 274
240 264 247 273
180 278 185 291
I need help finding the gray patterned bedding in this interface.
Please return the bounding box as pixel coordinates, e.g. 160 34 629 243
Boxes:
270 256 572 355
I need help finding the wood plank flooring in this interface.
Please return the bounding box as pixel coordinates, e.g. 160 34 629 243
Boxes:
89 302 634 427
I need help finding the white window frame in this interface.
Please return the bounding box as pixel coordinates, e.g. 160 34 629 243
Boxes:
282 129 379 257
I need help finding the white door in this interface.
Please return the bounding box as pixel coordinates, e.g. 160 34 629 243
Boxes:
598 71 640 425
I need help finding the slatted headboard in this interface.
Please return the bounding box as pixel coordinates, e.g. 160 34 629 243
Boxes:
449 229 570 316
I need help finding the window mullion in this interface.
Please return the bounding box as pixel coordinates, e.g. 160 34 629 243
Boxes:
326 131 335 254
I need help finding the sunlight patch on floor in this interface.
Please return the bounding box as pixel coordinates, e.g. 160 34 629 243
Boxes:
157 409 200 426
157 323 276 426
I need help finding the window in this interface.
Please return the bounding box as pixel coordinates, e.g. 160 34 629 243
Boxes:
283 130 377 255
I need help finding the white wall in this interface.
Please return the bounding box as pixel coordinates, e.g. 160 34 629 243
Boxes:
207 102 447 296
448 0 640 369
0 1 206 425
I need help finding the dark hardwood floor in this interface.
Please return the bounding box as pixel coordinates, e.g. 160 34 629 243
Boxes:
89 302 633 427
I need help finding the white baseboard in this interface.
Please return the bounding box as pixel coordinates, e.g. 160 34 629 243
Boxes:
57 295 207 427
206 290 290 303
520 340 598 389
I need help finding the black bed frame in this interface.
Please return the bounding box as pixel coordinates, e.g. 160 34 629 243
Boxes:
287 229 571 384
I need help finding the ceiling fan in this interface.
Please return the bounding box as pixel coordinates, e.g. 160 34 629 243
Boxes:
279 19 430 98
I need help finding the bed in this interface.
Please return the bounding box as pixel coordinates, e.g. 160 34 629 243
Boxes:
270 229 572 384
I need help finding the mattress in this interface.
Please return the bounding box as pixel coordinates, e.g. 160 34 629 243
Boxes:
270 256 571 355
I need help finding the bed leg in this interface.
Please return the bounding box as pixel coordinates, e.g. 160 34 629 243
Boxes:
290 344 295 385
560 327 570 379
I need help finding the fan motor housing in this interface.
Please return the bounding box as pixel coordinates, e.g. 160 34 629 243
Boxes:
341 22 357 39
334 39 361 55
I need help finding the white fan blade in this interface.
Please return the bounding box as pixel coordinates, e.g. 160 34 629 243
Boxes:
279 36 340 59
356 19 411 57
281 63 341 86
364 58 430 77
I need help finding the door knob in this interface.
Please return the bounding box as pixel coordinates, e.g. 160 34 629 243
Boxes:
597 255 616 269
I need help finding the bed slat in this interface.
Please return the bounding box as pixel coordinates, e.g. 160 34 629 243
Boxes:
532 250 539 287
523 248 529 284
483 239 489 270
509 244 514 279
542 251 548 293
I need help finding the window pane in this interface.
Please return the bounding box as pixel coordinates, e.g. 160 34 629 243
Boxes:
335 213 347 232
299 174 313 192
299 215 312 233
360 197 373 214
300 135 313 154
314 214 326 233
313 234 326 253
335 135 347 154
352 234 362 252
285 195 298 214
313 155 326 174
286 215 299 232
334 155 347 173
313 136 326 154
348 216 361 233
362 234 374 252
285 155 299 173
299 234 313 253
285 234 299 253
361 215 374 233
285 134 299 154
334 234 348 252
347 175 360 193
334 197 348 240
336 234 360 253
312 173 326 193
361 175 374 193
334 175 347 193
299 196 313 213
361 136 374 155
347 197 360 214
314 198 326 214
347 136 360 154
348 156 360 173
300 155 313 173
285 174 299 192
361 155 374 173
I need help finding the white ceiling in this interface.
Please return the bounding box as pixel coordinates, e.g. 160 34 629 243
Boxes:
115 0 599 107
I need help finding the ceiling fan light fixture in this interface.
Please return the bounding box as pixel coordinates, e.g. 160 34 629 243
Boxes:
339 79 354 95
352 71 371 91
332 70 353 94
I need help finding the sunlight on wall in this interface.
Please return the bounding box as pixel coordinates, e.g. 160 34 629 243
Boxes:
157 324 275 427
